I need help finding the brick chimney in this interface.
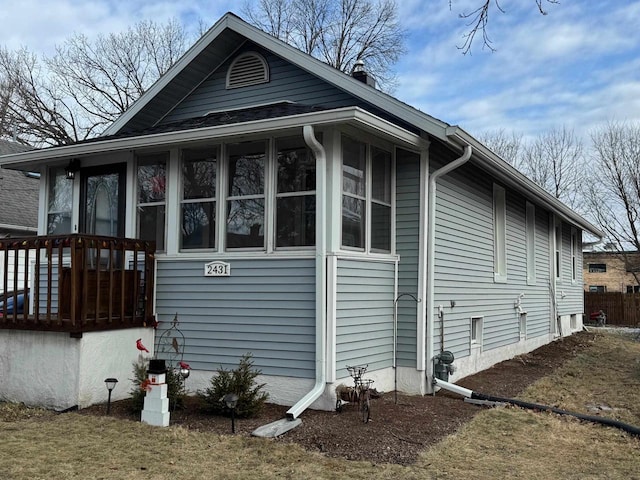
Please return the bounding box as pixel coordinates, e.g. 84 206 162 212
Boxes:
351 59 376 88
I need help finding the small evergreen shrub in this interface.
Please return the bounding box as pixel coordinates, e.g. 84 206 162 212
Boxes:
129 359 186 412
201 353 268 418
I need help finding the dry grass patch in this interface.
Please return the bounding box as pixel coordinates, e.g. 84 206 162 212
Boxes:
0 414 412 480
418 406 640 480
524 331 640 425
416 332 640 479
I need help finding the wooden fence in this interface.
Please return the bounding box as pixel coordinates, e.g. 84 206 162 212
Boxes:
584 292 640 327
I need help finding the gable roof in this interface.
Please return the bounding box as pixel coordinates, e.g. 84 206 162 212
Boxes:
103 12 449 140
0 13 603 238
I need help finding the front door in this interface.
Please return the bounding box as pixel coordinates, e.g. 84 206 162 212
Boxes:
80 164 126 238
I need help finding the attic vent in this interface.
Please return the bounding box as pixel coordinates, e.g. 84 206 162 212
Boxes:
226 52 269 89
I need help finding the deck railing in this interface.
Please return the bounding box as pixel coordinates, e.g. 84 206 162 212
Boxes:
0 234 156 334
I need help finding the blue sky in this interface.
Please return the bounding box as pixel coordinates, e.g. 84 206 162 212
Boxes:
2 0 639 142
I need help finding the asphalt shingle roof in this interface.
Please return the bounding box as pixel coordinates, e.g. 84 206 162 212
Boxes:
0 140 39 232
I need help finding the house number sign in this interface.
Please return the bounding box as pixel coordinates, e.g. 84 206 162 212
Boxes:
204 261 231 277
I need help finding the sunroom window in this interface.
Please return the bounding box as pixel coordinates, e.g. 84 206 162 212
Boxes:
275 137 316 248
341 136 392 253
342 137 367 249
226 141 266 249
181 147 217 250
47 167 72 235
371 147 392 252
137 153 167 251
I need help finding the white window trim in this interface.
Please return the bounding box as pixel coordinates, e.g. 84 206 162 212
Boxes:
555 217 563 283
571 227 578 284
470 316 483 349
526 201 536 286
340 134 395 255
158 136 318 256
178 146 219 252
493 184 507 283
519 312 527 340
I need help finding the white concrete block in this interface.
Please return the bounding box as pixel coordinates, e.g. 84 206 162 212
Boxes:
143 397 169 411
141 410 170 427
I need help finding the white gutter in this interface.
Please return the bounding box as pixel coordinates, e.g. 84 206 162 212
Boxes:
425 144 472 393
286 124 327 419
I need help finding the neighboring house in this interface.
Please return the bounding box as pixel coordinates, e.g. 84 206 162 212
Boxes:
0 13 602 414
0 140 38 296
0 140 38 237
583 251 640 293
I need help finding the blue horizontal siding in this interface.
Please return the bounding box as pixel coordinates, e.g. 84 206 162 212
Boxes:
335 258 395 377
155 257 316 378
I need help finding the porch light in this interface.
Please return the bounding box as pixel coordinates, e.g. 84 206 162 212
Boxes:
65 159 80 180
104 377 118 414
223 393 239 433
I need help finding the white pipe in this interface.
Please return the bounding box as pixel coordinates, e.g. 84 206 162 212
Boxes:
433 377 473 398
426 145 472 392
286 125 327 419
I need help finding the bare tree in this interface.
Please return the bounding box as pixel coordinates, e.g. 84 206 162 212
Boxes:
521 126 584 209
243 0 405 90
0 19 190 146
451 0 559 54
586 121 640 255
478 129 523 168
480 126 585 210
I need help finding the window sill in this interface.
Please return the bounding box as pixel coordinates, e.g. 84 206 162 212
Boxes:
494 273 507 283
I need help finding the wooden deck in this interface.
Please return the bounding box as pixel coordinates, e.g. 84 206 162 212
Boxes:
0 234 156 334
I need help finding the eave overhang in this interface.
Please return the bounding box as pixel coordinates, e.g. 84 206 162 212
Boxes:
0 106 424 170
446 126 604 239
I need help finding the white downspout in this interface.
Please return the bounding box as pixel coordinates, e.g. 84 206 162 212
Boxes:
286 125 327 419
426 144 472 392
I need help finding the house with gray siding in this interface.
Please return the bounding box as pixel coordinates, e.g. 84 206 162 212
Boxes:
0 13 602 415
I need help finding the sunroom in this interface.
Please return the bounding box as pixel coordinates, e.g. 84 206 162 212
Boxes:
0 105 425 410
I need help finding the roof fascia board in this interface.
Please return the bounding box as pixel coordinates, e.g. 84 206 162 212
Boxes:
0 223 37 232
102 14 234 136
0 107 421 167
446 126 603 238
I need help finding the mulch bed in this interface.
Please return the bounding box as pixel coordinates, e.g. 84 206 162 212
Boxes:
79 331 596 465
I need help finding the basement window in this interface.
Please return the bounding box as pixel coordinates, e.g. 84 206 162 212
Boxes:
519 313 527 339
470 316 483 347
226 52 269 89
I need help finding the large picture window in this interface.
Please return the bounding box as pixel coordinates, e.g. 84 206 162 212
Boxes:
341 136 392 253
181 147 217 249
137 153 167 251
226 141 265 249
275 137 315 248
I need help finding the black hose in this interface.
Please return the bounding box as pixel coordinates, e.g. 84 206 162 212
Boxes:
470 392 640 437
